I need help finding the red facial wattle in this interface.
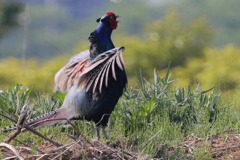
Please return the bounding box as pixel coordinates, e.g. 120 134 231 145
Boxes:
107 12 119 30
110 19 118 30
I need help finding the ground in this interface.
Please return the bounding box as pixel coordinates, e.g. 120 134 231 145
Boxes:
1 132 240 159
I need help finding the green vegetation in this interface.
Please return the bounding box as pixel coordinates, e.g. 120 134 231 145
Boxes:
0 71 239 159
111 70 222 158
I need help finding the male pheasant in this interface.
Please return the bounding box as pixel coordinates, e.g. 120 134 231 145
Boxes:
3 12 127 139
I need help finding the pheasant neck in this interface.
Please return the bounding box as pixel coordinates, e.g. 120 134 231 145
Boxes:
89 23 115 59
95 23 114 45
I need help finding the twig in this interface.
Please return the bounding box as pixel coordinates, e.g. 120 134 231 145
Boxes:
67 134 83 146
95 114 110 126
44 142 76 154
3 104 29 143
28 118 93 146
224 135 228 143
64 119 93 146
184 144 193 154
211 146 240 152
122 150 135 158
0 113 17 123
140 129 162 152
38 141 79 160
24 125 62 147
234 134 240 141
1 132 45 154
3 125 23 143
100 141 135 159
0 105 18 120
88 146 103 154
37 130 94 160
0 142 24 160
0 111 61 147
65 120 82 136
2 156 19 160
1 132 26 146
36 142 76 160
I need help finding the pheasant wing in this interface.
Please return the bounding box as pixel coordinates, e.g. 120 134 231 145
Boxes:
54 50 90 92
76 47 126 95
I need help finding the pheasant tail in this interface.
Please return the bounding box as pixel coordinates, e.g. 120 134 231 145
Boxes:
2 110 69 132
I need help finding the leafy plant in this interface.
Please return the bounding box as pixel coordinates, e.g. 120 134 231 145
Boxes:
110 69 222 158
0 84 31 118
112 69 219 133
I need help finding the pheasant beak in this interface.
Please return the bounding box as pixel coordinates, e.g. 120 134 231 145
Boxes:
116 15 121 23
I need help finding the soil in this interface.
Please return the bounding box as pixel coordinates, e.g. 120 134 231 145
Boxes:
1 132 240 160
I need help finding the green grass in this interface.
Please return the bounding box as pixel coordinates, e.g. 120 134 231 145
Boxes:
0 70 240 159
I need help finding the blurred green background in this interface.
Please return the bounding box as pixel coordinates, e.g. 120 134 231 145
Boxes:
0 0 240 98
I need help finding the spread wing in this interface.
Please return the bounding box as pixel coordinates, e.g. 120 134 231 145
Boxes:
54 50 90 92
76 47 126 94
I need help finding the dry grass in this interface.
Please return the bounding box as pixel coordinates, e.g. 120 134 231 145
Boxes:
2 131 240 159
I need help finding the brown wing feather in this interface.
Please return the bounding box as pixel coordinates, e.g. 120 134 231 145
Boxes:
54 50 90 92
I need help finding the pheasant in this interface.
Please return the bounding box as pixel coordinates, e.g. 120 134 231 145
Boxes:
3 12 127 139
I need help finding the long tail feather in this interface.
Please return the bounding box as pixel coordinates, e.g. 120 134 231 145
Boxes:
2 110 68 132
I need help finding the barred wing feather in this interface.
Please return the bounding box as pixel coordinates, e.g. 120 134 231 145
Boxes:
76 47 125 94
